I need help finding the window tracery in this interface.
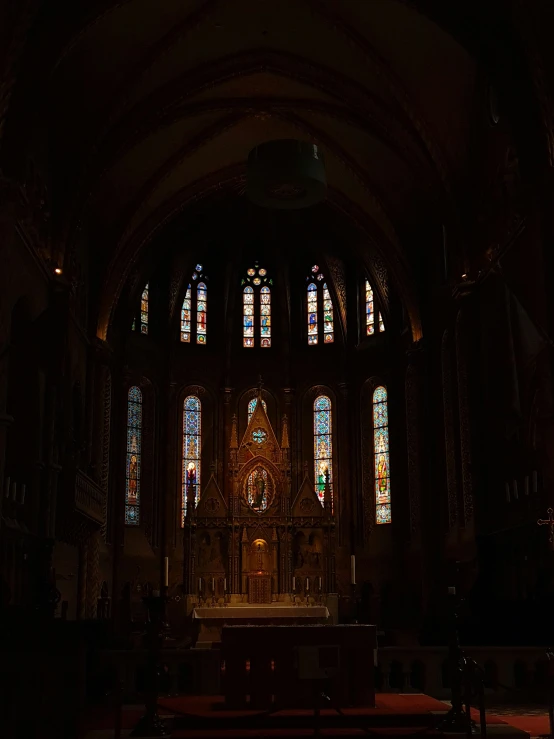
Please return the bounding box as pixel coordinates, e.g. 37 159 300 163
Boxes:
306 265 334 345
241 263 272 348
140 283 149 334
248 397 267 424
365 278 385 336
180 265 208 344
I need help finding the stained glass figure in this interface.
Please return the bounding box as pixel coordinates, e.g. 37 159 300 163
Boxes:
247 467 269 512
260 287 271 348
182 395 201 525
181 284 191 342
247 268 256 277
243 287 254 347
140 283 149 334
373 385 391 524
313 395 332 505
366 279 374 335
197 282 207 344
196 264 203 272
311 265 319 273
125 386 142 525
248 397 267 424
379 312 385 333
259 268 267 277
323 283 334 343
307 283 318 345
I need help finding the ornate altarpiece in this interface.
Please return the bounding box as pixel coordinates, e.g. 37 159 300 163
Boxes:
183 393 336 606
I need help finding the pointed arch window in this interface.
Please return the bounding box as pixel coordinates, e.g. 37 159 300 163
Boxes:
180 265 208 344
241 263 273 347
140 283 149 334
182 395 201 525
125 386 142 525
365 278 385 336
314 394 333 505
373 386 391 524
181 285 192 342
248 397 267 424
197 282 207 344
306 265 334 345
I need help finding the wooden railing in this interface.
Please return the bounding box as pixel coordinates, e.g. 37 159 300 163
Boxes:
377 646 550 700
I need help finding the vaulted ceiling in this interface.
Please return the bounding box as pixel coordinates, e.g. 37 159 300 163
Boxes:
3 0 548 340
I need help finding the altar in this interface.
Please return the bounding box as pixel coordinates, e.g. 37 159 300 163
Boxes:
192 603 330 647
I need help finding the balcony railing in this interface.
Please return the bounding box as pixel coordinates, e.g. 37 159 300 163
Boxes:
74 469 105 526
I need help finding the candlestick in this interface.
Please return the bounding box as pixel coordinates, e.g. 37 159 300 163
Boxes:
350 554 356 585
163 557 169 587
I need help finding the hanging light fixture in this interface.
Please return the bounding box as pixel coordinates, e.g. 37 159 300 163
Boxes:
246 139 326 209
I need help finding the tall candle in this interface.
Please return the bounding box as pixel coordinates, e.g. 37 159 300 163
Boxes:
532 470 538 494
350 555 356 585
292 576 296 590
164 556 169 587
306 578 309 591
224 578 227 592
212 577 215 593
198 577 202 593
319 576 322 591
512 480 519 500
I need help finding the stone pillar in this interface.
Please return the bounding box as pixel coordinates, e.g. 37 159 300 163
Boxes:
86 531 100 618
405 347 423 546
455 308 474 527
77 539 89 620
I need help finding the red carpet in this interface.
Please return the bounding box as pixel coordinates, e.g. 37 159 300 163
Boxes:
82 694 549 737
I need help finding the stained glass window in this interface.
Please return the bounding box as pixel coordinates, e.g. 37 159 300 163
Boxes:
140 283 149 334
313 395 332 505
248 397 267 424
366 279 374 335
197 282 207 344
182 395 201 525
373 386 391 524
260 287 271 348
379 311 385 333
181 285 191 342
243 287 254 347
307 283 318 345
125 386 142 525
323 283 334 343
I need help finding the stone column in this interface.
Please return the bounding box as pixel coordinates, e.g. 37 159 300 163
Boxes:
405 347 423 546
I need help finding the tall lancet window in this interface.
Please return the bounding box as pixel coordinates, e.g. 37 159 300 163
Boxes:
181 285 192 342
365 278 385 335
197 283 207 344
306 265 334 345
248 397 267 424
313 394 333 505
140 283 149 334
373 385 391 524
182 395 201 525
180 265 208 344
241 263 273 347
125 386 142 525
